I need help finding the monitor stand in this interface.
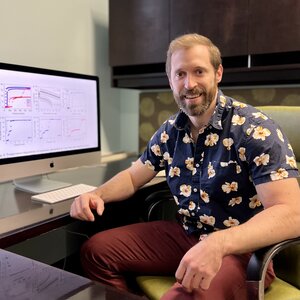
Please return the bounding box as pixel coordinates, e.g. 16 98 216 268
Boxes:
13 175 72 194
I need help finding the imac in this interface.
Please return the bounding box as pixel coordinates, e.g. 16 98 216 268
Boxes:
0 62 101 194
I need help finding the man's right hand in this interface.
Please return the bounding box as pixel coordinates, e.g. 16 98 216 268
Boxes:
69 159 158 222
70 191 105 221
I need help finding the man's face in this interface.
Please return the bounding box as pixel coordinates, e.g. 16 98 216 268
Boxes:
169 45 223 117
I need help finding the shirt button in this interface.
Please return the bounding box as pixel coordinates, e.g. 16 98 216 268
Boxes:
193 188 197 192
196 163 200 167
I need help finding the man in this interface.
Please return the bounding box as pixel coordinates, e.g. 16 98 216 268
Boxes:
70 34 300 299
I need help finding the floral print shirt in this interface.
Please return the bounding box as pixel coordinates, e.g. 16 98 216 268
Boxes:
140 90 299 236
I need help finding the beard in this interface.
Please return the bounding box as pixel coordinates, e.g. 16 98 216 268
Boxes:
174 84 217 117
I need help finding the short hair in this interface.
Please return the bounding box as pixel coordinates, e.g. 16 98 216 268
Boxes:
166 33 222 77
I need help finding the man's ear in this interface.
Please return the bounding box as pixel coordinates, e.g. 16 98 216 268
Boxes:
216 64 223 83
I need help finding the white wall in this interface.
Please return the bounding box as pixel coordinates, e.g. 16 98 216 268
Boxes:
0 0 139 154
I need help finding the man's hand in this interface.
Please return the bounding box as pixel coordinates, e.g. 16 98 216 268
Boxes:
70 192 105 221
175 234 225 292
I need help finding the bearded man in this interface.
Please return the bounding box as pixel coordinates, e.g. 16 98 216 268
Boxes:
70 33 300 300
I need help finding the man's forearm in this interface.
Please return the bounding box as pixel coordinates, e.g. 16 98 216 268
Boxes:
214 203 300 256
93 169 137 204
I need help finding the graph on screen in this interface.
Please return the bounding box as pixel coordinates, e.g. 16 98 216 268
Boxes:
38 87 62 113
5 118 33 144
0 69 98 160
4 86 32 111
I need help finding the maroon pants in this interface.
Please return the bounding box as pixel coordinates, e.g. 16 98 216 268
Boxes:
81 220 275 300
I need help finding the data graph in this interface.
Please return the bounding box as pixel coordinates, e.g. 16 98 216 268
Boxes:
5 119 33 144
5 86 32 111
64 118 87 137
38 88 62 112
65 90 86 112
39 119 62 140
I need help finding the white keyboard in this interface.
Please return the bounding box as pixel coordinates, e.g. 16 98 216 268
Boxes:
31 183 97 204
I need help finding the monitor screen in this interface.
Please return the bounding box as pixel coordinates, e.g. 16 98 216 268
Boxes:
0 63 101 193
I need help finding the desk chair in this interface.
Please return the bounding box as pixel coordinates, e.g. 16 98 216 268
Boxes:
136 106 300 300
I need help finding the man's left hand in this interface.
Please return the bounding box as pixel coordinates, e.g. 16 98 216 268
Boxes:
175 233 225 292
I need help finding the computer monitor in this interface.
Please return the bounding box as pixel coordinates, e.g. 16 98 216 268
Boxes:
0 62 101 194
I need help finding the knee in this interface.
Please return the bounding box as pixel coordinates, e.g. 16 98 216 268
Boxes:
80 231 111 265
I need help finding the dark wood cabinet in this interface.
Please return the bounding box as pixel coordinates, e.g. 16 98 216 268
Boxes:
109 0 249 66
170 0 248 57
109 0 170 66
249 0 300 54
109 0 300 88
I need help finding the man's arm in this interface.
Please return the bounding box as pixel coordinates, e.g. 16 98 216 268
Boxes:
221 177 300 253
176 177 300 291
70 159 157 221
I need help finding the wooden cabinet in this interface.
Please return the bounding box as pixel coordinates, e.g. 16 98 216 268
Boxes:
109 0 170 66
170 0 248 57
249 0 300 54
109 0 249 66
109 0 300 88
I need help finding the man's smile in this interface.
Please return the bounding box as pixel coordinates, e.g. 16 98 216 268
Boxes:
184 92 203 99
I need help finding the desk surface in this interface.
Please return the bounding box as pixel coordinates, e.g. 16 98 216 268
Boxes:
0 158 166 247
0 249 144 300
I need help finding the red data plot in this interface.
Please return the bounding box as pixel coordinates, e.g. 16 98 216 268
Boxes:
5 86 32 110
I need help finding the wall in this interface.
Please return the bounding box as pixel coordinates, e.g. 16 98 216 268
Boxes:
139 86 300 153
0 0 140 154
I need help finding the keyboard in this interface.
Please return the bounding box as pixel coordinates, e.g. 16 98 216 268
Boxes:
31 183 97 204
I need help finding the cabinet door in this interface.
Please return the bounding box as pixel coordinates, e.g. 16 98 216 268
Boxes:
109 0 170 66
249 0 300 54
170 0 248 57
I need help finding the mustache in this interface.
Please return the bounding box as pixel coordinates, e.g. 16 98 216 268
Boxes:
180 87 205 98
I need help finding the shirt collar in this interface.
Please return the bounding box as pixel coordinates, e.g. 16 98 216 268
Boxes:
173 90 226 131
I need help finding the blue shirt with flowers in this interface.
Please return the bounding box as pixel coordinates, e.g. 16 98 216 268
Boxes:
140 90 299 235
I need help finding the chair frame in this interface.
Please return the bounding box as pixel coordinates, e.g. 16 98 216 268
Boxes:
246 237 300 299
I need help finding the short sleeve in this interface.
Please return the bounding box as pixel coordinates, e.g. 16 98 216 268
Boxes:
243 115 299 185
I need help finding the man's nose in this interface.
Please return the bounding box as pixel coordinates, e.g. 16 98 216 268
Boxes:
184 74 197 90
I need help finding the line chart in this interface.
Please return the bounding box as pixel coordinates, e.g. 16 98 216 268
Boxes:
5 86 32 110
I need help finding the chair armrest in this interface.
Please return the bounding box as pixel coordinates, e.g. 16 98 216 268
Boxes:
246 237 300 300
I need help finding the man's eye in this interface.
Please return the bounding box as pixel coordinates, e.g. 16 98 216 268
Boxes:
176 72 184 77
196 69 203 75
